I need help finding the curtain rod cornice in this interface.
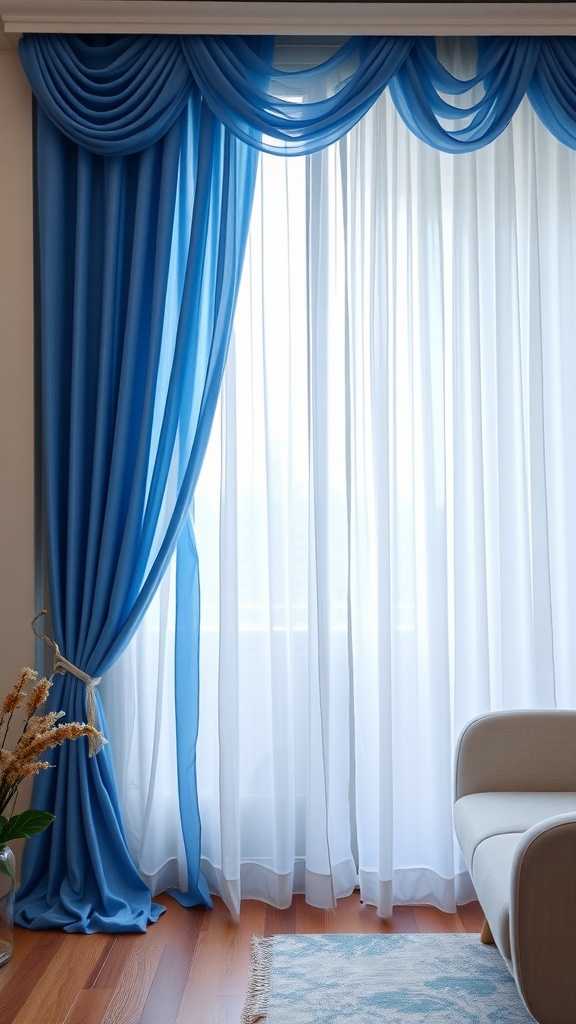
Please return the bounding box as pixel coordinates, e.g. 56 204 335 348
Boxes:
3 1 576 39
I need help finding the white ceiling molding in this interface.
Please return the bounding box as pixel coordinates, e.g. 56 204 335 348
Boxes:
2 1 576 40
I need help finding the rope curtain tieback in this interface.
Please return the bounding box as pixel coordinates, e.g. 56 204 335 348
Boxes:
52 653 103 757
31 611 104 757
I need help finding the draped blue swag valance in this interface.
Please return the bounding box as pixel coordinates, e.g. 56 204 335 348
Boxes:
19 34 576 155
16 32 576 933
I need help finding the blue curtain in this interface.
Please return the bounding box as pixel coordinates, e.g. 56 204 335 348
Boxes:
16 35 263 931
17 31 576 932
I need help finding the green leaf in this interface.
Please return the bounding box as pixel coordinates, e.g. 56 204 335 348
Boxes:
0 810 56 844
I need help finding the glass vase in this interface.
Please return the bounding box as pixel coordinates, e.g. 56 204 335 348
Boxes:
0 845 15 966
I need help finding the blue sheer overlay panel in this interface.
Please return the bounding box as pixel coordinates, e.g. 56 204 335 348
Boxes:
181 35 413 154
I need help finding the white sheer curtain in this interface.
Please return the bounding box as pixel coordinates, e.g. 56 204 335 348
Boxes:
100 69 576 918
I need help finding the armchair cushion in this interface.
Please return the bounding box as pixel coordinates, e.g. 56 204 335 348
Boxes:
454 791 576 867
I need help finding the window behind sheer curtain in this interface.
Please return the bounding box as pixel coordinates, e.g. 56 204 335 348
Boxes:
102 74 576 917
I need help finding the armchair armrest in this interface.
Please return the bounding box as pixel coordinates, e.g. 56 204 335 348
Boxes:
454 711 576 800
510 813 576 1024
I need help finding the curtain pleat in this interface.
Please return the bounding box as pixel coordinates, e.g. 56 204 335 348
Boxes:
16 50 259 930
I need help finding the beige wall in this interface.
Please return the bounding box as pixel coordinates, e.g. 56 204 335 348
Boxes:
0 51 35 690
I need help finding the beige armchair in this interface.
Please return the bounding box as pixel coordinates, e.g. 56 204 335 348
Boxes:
453 710 576 1024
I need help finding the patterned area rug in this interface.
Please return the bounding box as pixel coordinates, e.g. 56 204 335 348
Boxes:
241 933 534 1023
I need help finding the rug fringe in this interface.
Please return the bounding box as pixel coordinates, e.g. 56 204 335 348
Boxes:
241 935 275 1024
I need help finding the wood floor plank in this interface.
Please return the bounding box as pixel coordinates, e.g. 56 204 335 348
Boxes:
0 927 60 988
10 933 112 1024
457 899 485 933
64 989 114 1024
82 935 117 989
264 899 296 937
176 897 258 1024
0 932 65 1023
222 993 247 1023
138 942 194 1024
139 901 205 1024
90 934 136 993
0 924 47 983
175 923 221 1024
294 896 329 934
324 898 361 933
216 899 266 998
98 925 171 1024
339 899 419 934
413 905 465 933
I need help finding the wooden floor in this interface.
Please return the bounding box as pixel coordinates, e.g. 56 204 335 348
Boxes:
0 894 484 1024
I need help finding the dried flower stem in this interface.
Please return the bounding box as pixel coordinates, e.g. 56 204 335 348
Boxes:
0 668 106 821
0 669 33 751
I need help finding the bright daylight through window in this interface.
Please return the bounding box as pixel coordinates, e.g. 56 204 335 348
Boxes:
101 40 576 920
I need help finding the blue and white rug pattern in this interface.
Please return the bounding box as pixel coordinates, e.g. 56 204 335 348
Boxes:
242 933 534 1023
